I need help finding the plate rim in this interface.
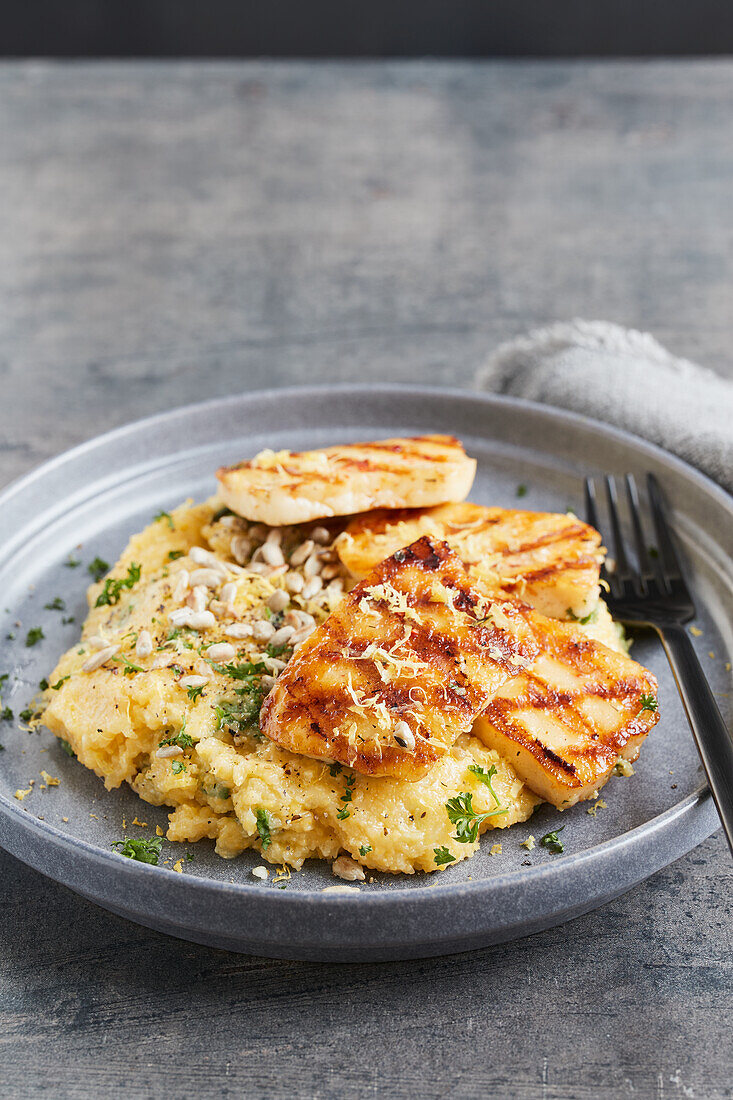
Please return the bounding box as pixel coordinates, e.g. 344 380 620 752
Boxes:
0 384 727 941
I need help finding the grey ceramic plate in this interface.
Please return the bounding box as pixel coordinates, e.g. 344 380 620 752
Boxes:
0 386 730 962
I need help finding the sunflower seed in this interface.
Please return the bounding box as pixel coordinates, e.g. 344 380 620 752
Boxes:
220 582 238 607
311 526 331 545
269 625 294 648
82 645 118 672
301 576 323 600
332 855 366 882
290 539 314 566
303 553 322 578
189 568 222 589
180 674 209 689
252 619 276 643
156 745 183 758
169 608 216 630
188 585 208 613
173 569 190 602
224 622 253 639
231 536 252 565
206 642 237 663
267 589 290 613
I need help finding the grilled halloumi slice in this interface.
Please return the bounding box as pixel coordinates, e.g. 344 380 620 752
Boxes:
336 502 604 621
260 536 541 780
217 435 476 527
473 615 659 807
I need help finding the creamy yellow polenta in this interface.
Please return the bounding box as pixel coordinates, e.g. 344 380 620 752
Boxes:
41 501 544 873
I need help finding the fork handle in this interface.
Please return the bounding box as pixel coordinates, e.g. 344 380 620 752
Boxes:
656 624 733 856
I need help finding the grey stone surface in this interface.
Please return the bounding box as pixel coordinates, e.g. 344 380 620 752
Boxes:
1 60 731 1098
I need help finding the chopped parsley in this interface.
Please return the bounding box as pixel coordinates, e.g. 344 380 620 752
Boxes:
337 772 356 820
154 510 174 529
445 791 503 844
64 556 81 568
539 827 565 854
38 678 49 691
44 597 65 611
187 683 205 702
255 808 272 849
640 693 658 712
516 484 528 498
167 550 185 561
62 616 75 625
20 706 41 724
112 835 162 865
329 762 343 776
159 729 194 750
51 676 70 690
59 738 76 758
95 562 141 607
358 844 372 857
111 657 144 675
206 783 230 801
25 627 44 647
566 606 599 626
433 846 456 866
467 763 506 816
87 557 110 582
171 760 187 775
1 707 13 722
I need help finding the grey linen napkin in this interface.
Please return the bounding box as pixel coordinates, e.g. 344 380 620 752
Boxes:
475 320 732 493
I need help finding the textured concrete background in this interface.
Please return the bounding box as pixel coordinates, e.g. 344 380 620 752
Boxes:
1 61 732 1099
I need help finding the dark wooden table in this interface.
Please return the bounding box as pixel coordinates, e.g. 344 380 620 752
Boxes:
2 61 731 1099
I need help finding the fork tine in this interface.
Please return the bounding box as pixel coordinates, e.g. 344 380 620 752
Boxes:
584 477 617 593
647 473 684 583
584 477 601 532
604 475 633 581
624 474 653 586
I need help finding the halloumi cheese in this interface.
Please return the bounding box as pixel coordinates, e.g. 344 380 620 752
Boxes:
260 536 541 780
336 501 603 620
473 614 659 807
217 435 476 526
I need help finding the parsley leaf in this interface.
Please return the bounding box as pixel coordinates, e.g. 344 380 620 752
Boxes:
329 762 343 776
445 791 502 844
25 627 44 647
154 510 174 529
516 484 528 498
566 606 598 626
112 835 162 865
88 557 110 582
59 738 76 757
255 808 272 849
64 556 81 568
1 706 13 722
434 846 456 866
51 676 70 690
95 562 141 607
640 693 658 712
168 550 185 561
44 597 65 611
171 760 187 775
466 763 507 816
187 683 205 702
159 729 194 750
539 827 565 854
337 772 356 820
358 844 372 857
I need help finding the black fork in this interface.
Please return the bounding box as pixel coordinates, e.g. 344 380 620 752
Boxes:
585 472 733 856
